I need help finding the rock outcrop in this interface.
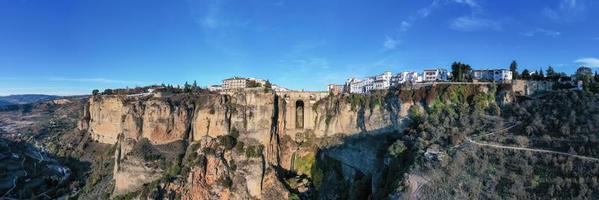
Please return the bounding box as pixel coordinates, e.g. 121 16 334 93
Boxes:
77 83 512 198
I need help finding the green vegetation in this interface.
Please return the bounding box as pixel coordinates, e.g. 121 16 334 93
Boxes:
510 60 519 79
396 90 599 199
166 157 182 177
451 62 472 82
235 141 245 153
387 140 407 158
347 94 365 111
294 152 316 177
218 135 237 150
245 144 263 158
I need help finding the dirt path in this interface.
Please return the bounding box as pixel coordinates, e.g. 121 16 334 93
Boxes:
408 174 429 200
465 121 599 162
467 138 599 162
2 157 27 198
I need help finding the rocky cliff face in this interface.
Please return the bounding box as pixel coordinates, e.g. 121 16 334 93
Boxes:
78 84 511 199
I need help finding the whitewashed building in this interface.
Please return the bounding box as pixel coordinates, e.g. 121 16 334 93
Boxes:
423 68 449 82
222 77 249 89
373 71 392 90
345 72 392 94
473 69 512 82
208 85 223 91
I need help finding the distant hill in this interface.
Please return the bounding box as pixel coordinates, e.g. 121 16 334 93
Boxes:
0 94 61 106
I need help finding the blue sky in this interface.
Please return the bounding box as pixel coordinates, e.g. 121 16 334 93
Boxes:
1 0 598 95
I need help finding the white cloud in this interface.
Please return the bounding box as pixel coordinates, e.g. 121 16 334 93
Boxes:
201 16 219 29
383 36 400 50
575 57 599 67
543 0 587 22
399 21 411 32
522 28 561 37
450 16 502 31
417 0 442 18
454 0 479 9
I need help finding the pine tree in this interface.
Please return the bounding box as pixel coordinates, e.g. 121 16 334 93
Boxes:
192 80 198 92
521 69 531 80
546 66 556 81
510 60 519 79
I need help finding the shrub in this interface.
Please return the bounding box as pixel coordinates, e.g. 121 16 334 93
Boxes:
218 135 237 150
388 140 407 158
294 152 316 177
218 176 233 188
245 145 263 158
229 127 240 138
235 141 245 153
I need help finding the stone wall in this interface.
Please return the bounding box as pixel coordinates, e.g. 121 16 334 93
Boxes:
512 80 554 96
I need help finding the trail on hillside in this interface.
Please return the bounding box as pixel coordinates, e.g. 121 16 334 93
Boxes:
466 138 599 162
459 118 599 162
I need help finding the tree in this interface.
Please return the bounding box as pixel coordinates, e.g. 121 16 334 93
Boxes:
184 81 191 93
521 69 531 80
92 89 99 95
388 140 407 158
103 89 113 95
192 80 199 92
510 60 519 79
264 80 272 93
576 66 593 80
538 68 545 80
546 66 557 81
451 62 472 82
531 70 539 80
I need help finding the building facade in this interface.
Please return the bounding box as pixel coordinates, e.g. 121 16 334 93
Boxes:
346 72 392 94
423 68 449 82
327 84 344 94
222 77 249 89
473 69 513 82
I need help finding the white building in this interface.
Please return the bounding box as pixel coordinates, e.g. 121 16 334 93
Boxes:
423 68 449 82
346 72 393 93
222 77 249 89
373 71 392 90
222 77 271 90
404 72 423 83
272 84 289 92
208 85 222 91
391 72 407 85
473 69 512 82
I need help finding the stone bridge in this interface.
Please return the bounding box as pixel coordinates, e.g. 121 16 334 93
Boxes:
277 91 329 135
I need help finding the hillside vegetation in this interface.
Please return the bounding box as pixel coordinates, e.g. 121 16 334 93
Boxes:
394 90 599 199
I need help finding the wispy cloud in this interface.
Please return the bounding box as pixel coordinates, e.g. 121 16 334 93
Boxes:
188 0 224 29
448 0 503 32
399 21 411 32
522 28 561 37
575 57 599 67
383 0 443 50
450 16 502 32
543 0 587 22
417 0 443 18
453 0 481 11
49 77 145 85
383 36 400 50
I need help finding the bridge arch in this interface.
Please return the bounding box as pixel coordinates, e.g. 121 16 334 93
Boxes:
295 100 304 129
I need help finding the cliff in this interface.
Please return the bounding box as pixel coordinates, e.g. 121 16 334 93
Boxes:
78 83 512 199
